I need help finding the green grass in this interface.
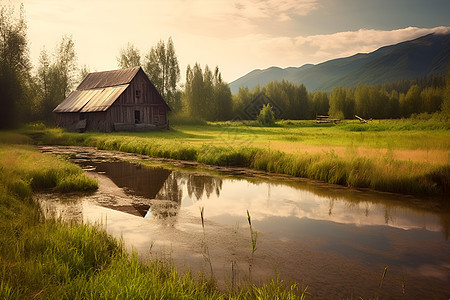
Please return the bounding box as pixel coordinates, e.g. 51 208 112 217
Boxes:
0 143 308 299
0 145 98 193
21 119 450 196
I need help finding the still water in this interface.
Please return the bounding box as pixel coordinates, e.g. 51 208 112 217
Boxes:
38 146 450 299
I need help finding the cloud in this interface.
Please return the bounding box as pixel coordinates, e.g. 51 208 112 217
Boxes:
292 26 450 61
233 0 320 20
213 26 450 81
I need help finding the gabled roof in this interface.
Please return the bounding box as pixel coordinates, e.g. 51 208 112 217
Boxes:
77 66 140 90
53 66 170 113
54 85 129 113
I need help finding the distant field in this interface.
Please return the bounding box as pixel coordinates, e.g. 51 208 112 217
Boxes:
113 120 450 164
17 118 450 195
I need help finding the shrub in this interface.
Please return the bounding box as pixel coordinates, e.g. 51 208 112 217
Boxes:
257 104 275 126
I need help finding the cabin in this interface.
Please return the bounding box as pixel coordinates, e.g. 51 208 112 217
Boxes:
53 66 170 132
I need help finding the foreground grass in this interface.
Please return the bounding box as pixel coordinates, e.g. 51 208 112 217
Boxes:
22 119 450 196
0 144 307 299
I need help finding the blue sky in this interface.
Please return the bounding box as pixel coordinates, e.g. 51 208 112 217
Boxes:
10 0 450 82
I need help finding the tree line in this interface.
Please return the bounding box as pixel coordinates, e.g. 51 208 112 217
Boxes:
0 4 448 130
232 76 448 121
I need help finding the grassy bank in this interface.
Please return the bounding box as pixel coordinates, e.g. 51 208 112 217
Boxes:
23 119 450 196
0 142 307 299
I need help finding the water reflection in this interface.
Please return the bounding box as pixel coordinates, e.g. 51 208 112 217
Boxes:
186 174 222 201
71 156 450 239
78 161 225 223
37 146 450 298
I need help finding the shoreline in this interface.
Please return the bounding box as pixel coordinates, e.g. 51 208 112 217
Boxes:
28 126 449 197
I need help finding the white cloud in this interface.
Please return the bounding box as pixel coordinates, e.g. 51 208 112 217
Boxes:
292 26 450 61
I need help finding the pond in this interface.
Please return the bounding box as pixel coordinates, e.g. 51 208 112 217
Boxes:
37 146 450 299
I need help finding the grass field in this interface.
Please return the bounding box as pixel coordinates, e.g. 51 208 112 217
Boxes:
24 118 449 196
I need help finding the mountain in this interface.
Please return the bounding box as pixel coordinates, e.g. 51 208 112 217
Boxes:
229 33 450 93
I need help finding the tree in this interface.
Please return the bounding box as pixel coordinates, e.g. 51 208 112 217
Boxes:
0 4 31 128
183 63 232 121
420 87 443 113
354 85 370 118
311 91 329 117
143 37 180 110
441 71 450 117
232 86 253 117
184 63 204 118
401 85 421 117
55 35 77 98
212 66 232 120
328 87 346 119
117 43 141 68
36 35 77 123
78 65 90 83
257 104 275 125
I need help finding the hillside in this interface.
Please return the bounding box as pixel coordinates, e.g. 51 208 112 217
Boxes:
229 33 450 93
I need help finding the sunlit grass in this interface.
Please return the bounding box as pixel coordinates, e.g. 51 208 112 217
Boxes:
0 145 98 193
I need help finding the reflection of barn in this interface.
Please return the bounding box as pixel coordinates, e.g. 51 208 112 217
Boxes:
53 66 170 132
86 161 224 219
92 161 180 218
94 162 171 199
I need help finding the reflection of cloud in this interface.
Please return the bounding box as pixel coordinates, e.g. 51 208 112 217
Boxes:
182 179 443 233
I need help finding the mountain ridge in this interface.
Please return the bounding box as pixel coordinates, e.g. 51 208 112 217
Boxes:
229 33 450 94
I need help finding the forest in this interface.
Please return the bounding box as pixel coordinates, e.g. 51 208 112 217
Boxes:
1 5 449 130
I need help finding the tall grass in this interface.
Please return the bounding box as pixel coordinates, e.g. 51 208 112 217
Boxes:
24 126 449 195
0 145 98 193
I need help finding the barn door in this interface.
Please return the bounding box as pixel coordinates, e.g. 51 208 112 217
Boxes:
134 110 141 124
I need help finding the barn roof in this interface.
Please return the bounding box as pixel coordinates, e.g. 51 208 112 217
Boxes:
77 66 140 90
54 85 129 113
53 66 170 113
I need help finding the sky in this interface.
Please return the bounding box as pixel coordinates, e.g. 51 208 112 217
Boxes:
5 0 450 83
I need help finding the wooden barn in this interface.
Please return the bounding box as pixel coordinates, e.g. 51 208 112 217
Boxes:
53 66 170 132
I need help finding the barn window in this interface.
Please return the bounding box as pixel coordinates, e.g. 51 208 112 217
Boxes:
134 111 141 124
135 90 141 98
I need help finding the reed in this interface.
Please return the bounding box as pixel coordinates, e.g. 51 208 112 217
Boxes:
379 266 388 289
199 206 214 277
246 210 258 282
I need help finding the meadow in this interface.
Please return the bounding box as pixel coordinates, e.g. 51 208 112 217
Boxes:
25 118 450 196
1 117 447 298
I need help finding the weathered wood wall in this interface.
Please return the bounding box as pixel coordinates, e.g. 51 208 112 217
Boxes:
106 70 168 131
57 69 169 132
